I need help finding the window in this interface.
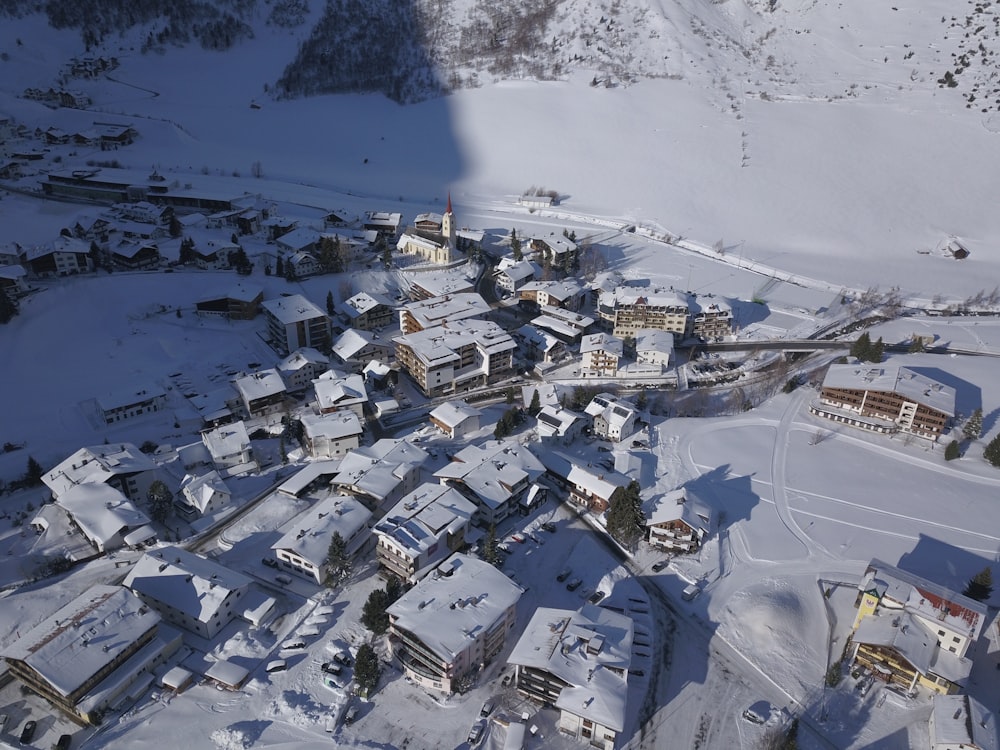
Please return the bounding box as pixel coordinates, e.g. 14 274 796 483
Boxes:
952 636 960 643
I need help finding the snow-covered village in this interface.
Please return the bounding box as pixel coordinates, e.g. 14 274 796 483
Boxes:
3 1 1000 749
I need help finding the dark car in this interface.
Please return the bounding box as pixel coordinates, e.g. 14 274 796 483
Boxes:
20 720 37 744
541 521 557 533
321 662 343 676
566 578 582 591
556 568 571 582
56 734 73 750
651 559 670 572
588 590 606 604
262 557 278 568
332 650 353 667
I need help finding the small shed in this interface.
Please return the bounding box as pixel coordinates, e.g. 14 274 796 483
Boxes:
204 659 250 690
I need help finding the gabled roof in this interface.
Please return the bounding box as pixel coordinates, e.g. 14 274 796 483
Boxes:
123 546 251 625
332 439 427 502
387 554 522 661
56 483 151 547
273 494 372 563
581 332 623 357
429 400 483 429
332 328 383 361
537 449 631 501
202 420 251 459
508 604 632 732
434 441 544 509
234 368 285 402
179 470 230 513
313 373 368 410
278 347 329 373
647 488 713 534
635 328 675 354
3 585 160 698
374 484 477 559
43 443 155 498
931 695 999 750
301 410 363 441
261 294 327 324
337 291 390 320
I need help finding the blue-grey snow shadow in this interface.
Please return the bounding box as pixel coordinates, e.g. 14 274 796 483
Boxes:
897 534 996 607
901 367 981 423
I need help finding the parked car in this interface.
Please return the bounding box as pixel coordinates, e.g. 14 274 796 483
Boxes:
56 734 73 750
480 701 494 717
742 702 771 725
651 559 670 573
541 521 557 533
265 659 287 673
566 578 582 591
280 639 307 651
468 719 487 744
262 557 278 568
332 650 353 667
344 705 358 725
275 574 293 585
556 568 572 582
19 720 37 744
321 662 343 676
509 534 526 544
588 590 606 604
501 672 513 688
628 668 646 677
682 583 701 601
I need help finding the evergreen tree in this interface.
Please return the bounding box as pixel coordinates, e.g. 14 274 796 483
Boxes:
326 532 350 585
169 214 182 238
964 407 984 441
510 229 522 261
275 255 284 277
326 290 336 316
636 389 648 411
354 643 381 698
870 336 885 362
963 566 994 601
0 292 18 324
506 387 516 405
385 574 403 605
146 480 173 523
850 332 872 361
907 336 925 353
25 455 44 485
528 389 541 417
361 588 390 634
605 480 645 550
178 237 196 265
944 440 961 461
481 523 500 566
985 432 1000 468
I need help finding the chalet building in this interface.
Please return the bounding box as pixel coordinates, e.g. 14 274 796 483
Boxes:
201 421 257 476
98 384 167 425
234 369 286 418
55 483 154 553
388 554 522 694
646 488 714 554
43 443 157 504
508 604 633 750
518 279 588 312
374 484 477 582
495 259 536 294
110 240 160 270
195 283 263 320
0 265 27 301
2 585 179 726
312 371 368 418
300 411 363 458
262 294 331 356
687 297 733 340
21 236 93 277
332 329 393 372
337 291 394 331
272 494 372 584
813 364 955 441
929 695 999 750
850 559 988 695
585 393 638 442
363 210 403 239
176 470 231 520
535 405 585 445
515 324 566 364
538 449 630 514
123 547 252 639
429 401 483 440
580 333 623 377
277 348 330 393
530 306 594 345
529 234 578 270
330 439 427 509
635 329 674 367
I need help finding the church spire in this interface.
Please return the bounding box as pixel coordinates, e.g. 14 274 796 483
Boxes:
442 192 455 242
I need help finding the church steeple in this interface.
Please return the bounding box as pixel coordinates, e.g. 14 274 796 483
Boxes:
442 192 455 243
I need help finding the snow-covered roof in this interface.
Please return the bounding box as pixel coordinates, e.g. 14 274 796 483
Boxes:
332 439 428 502
859 559 987 641
3 585 161 698
434 441 544 509
277 459 343 497
854 610 942 678
520 279 586 302
648 488 714 534
508 604 633 732
581 332 623 357
498 260 536 283
313 373 368 410
599 285 687 309
21 235 90 261
96 383 165 412
635 328 675 354
43 443 155 498
536 405 583 437
301 410 363 440
521 383 559 410
332 328 383 361
202 421 251 459
413 211 443 226
400 292 490 329
337 291 390 320
537 450 631 501
261 294 327 324
429 400 483 429
277 347 328 373
394 319 516 367
374 484 477 559
123 546 252 625
387 553 522 661
822 365 956 416
584 393 620 418
56 483 151 547
234 368 286 402
204 659 249 688
931 695 999 750
516 324 562 353
275 226 321 251
272 494 372 563
197 282 263 304
179 470 230 513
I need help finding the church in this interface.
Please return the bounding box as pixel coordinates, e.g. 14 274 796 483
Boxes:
395 194 463 265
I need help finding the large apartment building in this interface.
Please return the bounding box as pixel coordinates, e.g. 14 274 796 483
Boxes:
597 286 733 340
261 294 331 355
814 364 955 440
393 319 516 397
387 554 522 694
